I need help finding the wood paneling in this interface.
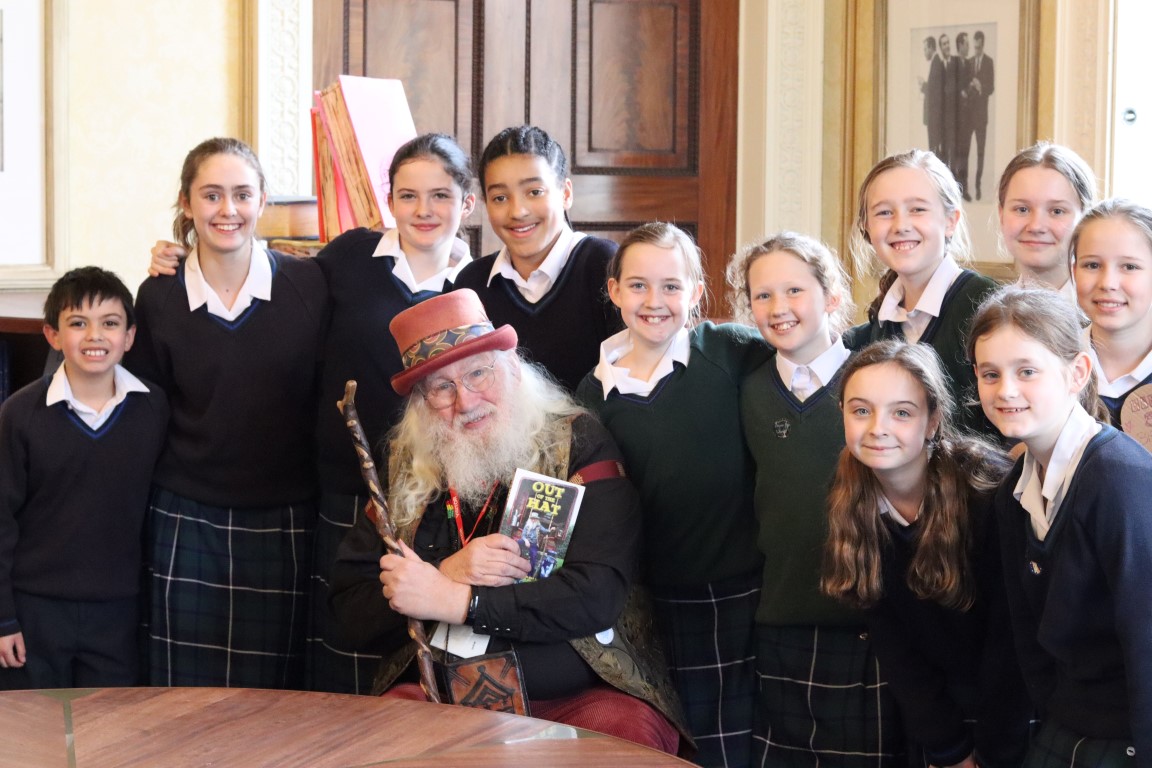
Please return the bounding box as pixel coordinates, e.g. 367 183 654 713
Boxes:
573 175 698 220
314 0 739 313
577 0 690 169
482 0 529 141
364 1 472 139
697 0 738 306
312 0 344 89
527 1 574 145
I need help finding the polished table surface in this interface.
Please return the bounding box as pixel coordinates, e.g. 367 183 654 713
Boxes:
0 687 693 767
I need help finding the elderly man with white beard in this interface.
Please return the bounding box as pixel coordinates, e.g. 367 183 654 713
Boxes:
329 289 688 755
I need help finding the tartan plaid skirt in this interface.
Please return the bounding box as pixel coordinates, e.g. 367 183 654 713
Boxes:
753 624 902 768
147 487 315 689
651 571 760 768
1024 719 1135 768
306 491 382 694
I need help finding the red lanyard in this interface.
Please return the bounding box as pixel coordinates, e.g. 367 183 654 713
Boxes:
447 482 500 546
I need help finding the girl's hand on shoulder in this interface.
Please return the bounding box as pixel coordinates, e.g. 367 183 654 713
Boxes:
0 632 26 668
438 534 531 587
149 240 187 277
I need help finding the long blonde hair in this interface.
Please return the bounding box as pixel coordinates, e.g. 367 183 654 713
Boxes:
821 340 1010 610
850 150 972 323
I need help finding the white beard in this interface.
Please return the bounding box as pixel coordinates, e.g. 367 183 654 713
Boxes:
427 399 534 506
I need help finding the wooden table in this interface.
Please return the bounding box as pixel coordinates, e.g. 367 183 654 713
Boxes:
0 687 693 767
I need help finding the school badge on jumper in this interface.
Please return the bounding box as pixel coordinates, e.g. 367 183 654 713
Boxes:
774 418 791 439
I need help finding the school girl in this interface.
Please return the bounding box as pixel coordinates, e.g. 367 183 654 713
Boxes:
728 233 901 767
1071 199 1152 428
845 149 999 434
307 134 475 693
129 137 328 688
998 142 1097 299
453 125 623 392
148 133 477 694
576 222 768 768
822 339 1030 768
969 285 1152 767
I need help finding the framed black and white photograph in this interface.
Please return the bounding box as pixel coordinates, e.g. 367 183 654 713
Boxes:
880 0 1039 266
0 0 47 271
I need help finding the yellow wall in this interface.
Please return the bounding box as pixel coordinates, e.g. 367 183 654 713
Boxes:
59 0 247 292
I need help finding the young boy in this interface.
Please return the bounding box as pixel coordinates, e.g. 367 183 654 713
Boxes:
0 267 168 689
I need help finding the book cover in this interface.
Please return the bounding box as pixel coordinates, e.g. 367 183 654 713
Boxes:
499 469 586 582
309 104 333 242
318 76 416 232
337 75 416 229
312 92 356 238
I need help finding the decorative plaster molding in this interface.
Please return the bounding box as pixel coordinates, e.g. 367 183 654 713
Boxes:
256 0 313 196
738 0 824 246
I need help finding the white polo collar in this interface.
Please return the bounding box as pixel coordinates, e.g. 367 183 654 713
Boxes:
46 363 149 430
593 327 691 399
485 227 586 303
372 228 472 292
878 255 963 325
774 336 851 397
184 241 273 321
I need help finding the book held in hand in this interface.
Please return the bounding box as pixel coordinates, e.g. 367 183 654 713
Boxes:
499 469 585 582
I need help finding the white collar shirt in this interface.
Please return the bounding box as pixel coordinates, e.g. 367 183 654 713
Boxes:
1013 403 1101 540
486 227 586 304
877 255 963 344
878 493 920 528
371 228 472 292
46 363 150 430
1057 278 1078 305
774 337 851 399
1012 275 1078 306
1089 345 1152 399
184 242 273 321
593 327 691 398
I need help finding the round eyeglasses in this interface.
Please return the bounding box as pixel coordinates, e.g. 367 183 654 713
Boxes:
419 362 498 409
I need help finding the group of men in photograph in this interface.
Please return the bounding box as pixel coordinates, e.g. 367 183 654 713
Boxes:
920 29 995 200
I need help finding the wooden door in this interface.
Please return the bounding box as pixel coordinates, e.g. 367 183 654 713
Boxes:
314 0 738 314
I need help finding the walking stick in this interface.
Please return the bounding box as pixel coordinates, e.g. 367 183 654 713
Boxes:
338 380 441 704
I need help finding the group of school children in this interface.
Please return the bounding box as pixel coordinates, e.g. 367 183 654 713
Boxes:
1 124 1150 768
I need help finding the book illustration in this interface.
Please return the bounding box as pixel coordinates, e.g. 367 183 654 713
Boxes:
499 468 585 582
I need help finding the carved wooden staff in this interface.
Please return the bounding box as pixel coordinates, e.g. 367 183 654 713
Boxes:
338 380 441 704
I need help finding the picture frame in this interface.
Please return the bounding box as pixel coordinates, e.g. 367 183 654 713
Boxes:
877 0 1040 275
0 0 66 289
